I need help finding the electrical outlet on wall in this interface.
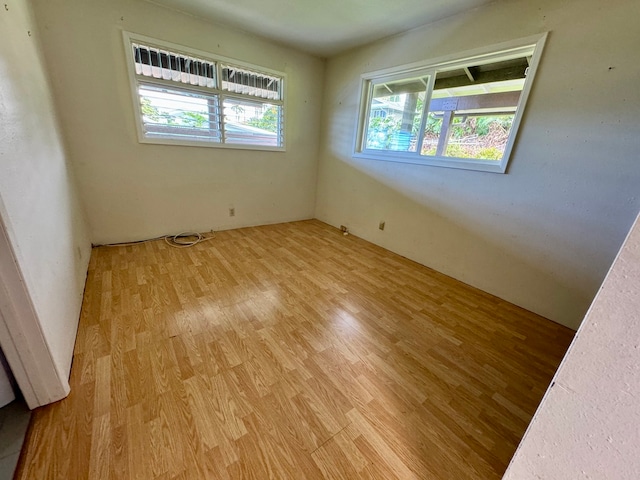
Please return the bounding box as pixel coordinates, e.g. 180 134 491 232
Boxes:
229 207 235 217
379 221 385 231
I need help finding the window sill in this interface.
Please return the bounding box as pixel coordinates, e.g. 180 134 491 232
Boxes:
138 136 286 152
352 151 507 173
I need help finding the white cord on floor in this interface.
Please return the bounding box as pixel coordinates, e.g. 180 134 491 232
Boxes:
102 231 216 248
164 232 215 248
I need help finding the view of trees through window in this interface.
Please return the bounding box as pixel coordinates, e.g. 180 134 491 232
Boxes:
362 53 530 163
127 34 285 149
421 113 515 160
140 89 279 134
140 91 210 129
247 106 279 133
366 86 519 161
365 76 426 152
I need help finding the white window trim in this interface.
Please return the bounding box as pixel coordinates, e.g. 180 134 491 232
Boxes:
122 31 287 152
354 33 548 173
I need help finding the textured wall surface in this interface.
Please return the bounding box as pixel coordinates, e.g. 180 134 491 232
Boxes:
504 211 640 479
31 0 325 245
315 0 640 329
0 1 91 378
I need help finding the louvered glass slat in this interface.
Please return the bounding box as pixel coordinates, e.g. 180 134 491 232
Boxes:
133 44 216 88
221 65 281 100
139 84 221 142
128 36 285 148
222 98 282 147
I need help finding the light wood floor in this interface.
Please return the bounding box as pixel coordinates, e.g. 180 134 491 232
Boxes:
16 220 574 479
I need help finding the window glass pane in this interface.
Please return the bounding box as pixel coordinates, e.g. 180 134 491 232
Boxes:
421 57 528 161
126 34 286 150
365 76 428 152
223 98 281 147
139 84 220 142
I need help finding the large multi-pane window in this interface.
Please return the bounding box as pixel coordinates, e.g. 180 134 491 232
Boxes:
355 34 547 173
123 32 285 150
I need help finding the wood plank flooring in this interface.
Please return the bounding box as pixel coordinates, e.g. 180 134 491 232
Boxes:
16 220 574 479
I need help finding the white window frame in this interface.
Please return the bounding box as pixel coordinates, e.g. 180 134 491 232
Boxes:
122 31 286 151
354 33 548 173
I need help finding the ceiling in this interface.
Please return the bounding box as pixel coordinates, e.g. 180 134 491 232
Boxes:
147 0 495 57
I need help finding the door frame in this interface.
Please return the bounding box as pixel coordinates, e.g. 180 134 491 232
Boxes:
0 206 70 409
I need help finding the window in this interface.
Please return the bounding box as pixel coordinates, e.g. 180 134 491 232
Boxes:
355 34 547 173
123 32 285 150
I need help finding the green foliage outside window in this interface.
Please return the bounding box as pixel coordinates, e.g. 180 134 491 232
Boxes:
141 97 207 128
247 106 279 133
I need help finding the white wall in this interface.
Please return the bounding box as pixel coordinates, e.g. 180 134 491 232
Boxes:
0 1 91 380
315 0 640 329
504 211 640 479
30 0 325 245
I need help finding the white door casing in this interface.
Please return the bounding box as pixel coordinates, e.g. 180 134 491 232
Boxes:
0 207 70 409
